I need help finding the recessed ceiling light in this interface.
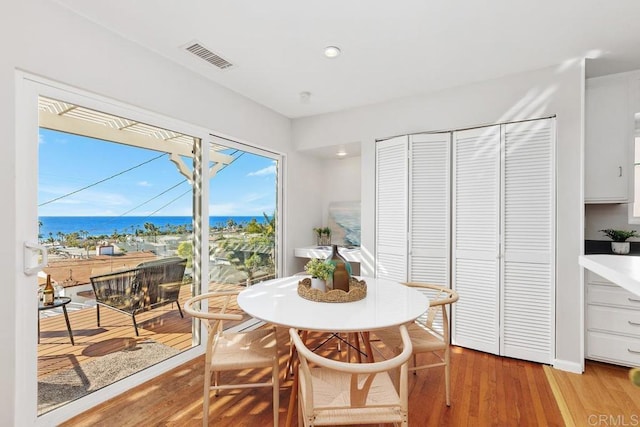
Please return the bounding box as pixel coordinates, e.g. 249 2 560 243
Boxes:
324 46 342 58
336 150 347 157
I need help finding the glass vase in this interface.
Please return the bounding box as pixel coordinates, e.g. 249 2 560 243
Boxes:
325 244 352 292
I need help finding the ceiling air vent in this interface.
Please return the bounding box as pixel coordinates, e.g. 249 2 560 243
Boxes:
185 42 234 70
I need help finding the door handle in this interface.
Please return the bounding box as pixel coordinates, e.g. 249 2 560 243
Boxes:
24 241 47 275
619 166 623 177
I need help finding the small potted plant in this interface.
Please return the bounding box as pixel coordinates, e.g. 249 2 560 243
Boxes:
313 227 332 246
313 227 323 246
321 227 332 246
304 258 335 292
600 229 639 255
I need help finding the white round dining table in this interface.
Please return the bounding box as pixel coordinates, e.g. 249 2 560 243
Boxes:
237 275 429 332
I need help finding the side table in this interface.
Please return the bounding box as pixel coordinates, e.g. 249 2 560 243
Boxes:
38 296 74 345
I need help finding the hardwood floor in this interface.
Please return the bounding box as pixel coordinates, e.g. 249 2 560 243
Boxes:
544 360 640 427
62 329 569 426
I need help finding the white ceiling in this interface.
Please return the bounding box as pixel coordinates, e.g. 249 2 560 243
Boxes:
55 0 640 119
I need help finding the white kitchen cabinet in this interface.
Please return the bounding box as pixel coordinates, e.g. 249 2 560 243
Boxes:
584 74 632 203
586 270 640 367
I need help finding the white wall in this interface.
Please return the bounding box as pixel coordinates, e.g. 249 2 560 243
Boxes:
284 151 325 274
287 154 362 274
585 204 640 240
0 0 326 424
292 63 586 371
321 156 362 227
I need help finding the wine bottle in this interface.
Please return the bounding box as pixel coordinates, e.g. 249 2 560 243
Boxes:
325 244 352 291
43 274 54 306
332 263 349 292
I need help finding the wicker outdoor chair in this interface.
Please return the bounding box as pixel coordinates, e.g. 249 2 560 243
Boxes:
89 256 187 335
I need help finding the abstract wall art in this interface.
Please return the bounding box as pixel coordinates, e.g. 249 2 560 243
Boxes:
328 201 361 247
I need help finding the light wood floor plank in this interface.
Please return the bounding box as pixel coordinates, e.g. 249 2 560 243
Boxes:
62 328 566 426
545 360 640 427
50 312 639 426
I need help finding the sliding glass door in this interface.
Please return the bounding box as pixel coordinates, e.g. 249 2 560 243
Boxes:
206 135 281 289
15 74 282 425
36 96 201 415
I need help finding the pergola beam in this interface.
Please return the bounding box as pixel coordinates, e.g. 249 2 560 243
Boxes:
39 110 234 165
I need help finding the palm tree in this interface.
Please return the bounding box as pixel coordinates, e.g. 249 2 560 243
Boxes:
262 212 275 237
144 222 159 243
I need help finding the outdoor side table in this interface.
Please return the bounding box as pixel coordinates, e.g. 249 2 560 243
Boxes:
38 296 74 345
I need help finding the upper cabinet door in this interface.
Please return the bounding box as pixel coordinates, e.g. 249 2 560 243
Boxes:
375 136 408 282
585 74 632 203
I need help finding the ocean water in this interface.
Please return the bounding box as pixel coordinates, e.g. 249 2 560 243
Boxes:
39 216 266 238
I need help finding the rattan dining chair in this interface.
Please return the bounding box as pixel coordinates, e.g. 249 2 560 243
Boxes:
289 324 412 426
184 290 279 427
374 282 459 406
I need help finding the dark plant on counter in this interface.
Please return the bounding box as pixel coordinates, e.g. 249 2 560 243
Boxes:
599 229 639 242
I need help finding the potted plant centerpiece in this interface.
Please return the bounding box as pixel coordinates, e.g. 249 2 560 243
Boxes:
304 258 335 292
600 229 639 255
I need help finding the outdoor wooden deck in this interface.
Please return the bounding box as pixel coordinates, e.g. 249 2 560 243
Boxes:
37 283 246 379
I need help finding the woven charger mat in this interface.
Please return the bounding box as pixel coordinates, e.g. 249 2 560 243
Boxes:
297 277 367 302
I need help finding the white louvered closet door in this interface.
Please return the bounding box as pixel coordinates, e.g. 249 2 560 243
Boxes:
500 119 555 364
409 133 450 286
452 125 501 355
375 136 408 282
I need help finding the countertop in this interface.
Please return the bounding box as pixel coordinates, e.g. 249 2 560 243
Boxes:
579 254 640 296
585 239 640 255
294 246 362 262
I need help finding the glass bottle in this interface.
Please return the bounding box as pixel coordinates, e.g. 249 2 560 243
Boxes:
325 244 352 291
332 263 349 292
43 274 54 305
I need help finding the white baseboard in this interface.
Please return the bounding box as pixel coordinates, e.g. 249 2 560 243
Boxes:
553 359 583 374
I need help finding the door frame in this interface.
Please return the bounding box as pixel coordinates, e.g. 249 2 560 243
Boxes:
15 72 283 425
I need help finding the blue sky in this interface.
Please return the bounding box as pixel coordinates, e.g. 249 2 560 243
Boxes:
38 128 277 217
